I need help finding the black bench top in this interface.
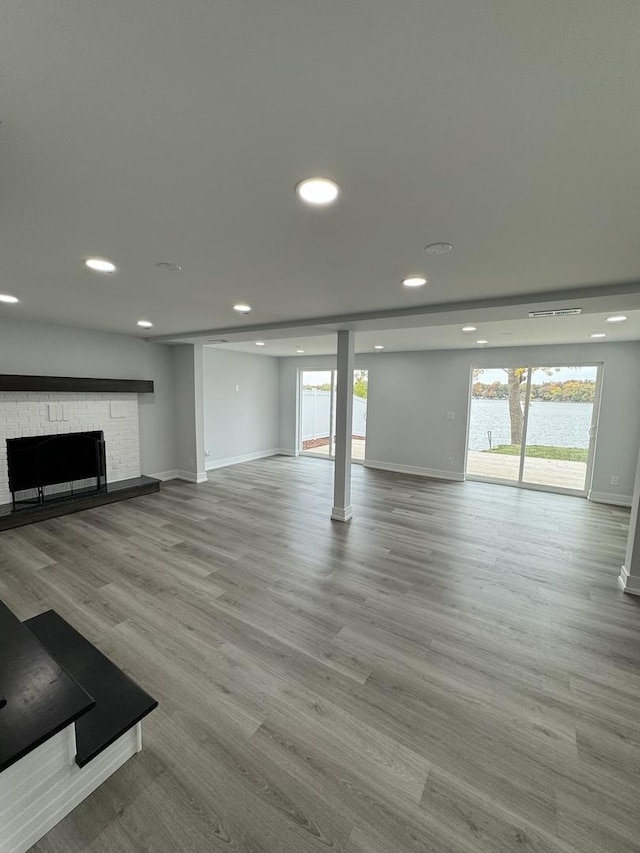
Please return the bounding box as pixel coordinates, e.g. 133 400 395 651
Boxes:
25 611 158 767
0 601 95 773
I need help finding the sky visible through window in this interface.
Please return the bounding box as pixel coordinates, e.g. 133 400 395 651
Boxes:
475 366 597 383
303 367 599 385
303 371 333 386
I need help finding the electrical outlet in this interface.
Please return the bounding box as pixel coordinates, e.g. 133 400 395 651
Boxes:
205 449 211 457
610 475 620 486
448 457 454 466
446 411 455 420
235 385 240 393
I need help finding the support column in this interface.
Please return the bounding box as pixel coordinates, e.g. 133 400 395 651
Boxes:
332 330 355 522
172 344 207 484
619 443 640 595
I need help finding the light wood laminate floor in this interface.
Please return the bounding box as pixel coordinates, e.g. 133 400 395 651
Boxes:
1 457 639 852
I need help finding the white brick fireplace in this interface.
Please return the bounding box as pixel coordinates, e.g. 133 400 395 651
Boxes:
0 392 141 506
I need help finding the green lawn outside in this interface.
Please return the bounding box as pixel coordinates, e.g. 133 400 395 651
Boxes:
485 444 588 462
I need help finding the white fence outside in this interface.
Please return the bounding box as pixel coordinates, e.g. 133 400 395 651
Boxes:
301 390 367 441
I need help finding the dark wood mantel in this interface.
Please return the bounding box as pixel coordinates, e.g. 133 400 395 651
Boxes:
0 375 154 393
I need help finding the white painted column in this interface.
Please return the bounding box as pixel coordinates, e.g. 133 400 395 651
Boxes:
332 330 354 522
172 344 207 483
193 344 207 481
619 443 640 595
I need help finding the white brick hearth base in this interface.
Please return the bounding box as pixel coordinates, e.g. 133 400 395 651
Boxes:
0 392 141 506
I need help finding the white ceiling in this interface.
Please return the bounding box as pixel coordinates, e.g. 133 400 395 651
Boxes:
210 309 640 357
1 1 639 347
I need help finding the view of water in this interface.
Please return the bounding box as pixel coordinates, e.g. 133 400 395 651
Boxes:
468 399 593 451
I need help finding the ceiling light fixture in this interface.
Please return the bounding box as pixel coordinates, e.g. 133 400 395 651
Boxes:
424 242 453 255
606 315 628 323
374 344 384 350
0 294 19 304
255 341 266 346
296 348 305 354
590 333 606 339
461 325 477 332
137 319 153 328
85 258 116 273
296 177 340 206
402 276 427 288
476 339 488 344
233 303 251 314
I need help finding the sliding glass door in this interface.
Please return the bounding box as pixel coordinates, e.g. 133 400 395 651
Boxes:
300 370 334 457
350 370 368 461
521 366 599 491
467 368 529 482
467 365 600 494
300 369 368 462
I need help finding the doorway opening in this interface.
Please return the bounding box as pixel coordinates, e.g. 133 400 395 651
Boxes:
299 369 368 462
466 364 601 495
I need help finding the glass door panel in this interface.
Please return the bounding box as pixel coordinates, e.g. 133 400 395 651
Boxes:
329 370 338 458
521 366 598 492
352 370 368 460
300 370 333 457
467 368 529 482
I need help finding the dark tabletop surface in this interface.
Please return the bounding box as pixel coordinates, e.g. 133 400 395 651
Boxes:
25 610 158 767
0 599 95 773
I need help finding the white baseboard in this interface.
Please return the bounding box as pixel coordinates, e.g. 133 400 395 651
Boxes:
150 470 179 481
278 448 300 457
364 459 465 482
331 505 353 522
175 470 208 484
205 449 280 471
618 565 640 596
588 490 632 507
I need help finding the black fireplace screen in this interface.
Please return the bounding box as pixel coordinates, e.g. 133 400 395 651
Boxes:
7 431 106 501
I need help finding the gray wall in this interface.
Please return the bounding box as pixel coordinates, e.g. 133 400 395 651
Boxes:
0 316 177 476
203 348 280 465
279 342 640 500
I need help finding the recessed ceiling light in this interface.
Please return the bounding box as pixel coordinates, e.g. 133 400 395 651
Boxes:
85 257 116 273
233 303 251 314
137 319 153 328
0 294 19 303
461 325 477 332
590 333 606 338
296 348 305 354
425 242 453 255
476 339 488 344
402 276 427 288
374 344 384 350
606 315 627 323
296 177 340 206
255 341 266 346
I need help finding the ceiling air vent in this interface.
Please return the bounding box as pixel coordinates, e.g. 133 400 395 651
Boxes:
528 308 582 318
207 338 230 343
